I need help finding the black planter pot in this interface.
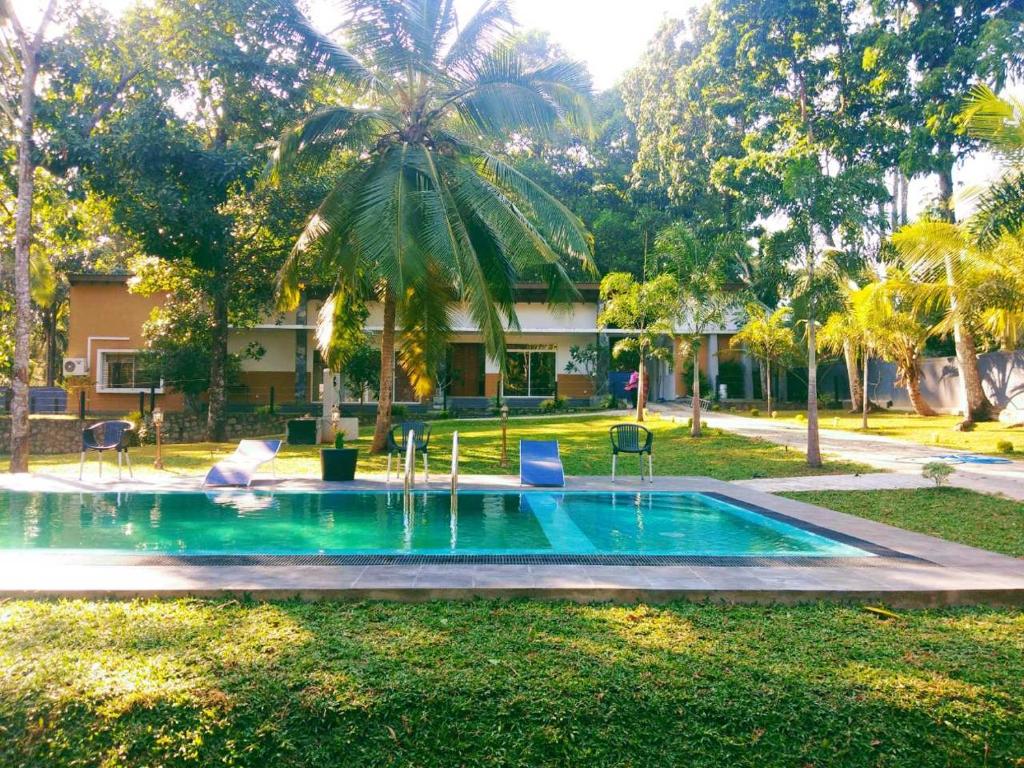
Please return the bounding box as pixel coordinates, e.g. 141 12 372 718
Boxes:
321 448 358 481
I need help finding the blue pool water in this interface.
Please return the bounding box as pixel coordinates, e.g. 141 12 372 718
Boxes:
0 490 870 558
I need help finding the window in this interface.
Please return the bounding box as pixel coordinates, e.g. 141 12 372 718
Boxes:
504 349 556 397
98 351 162 393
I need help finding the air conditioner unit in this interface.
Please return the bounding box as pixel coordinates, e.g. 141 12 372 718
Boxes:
63 357 87 377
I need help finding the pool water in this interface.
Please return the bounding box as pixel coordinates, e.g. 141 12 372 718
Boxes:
0 490 870 558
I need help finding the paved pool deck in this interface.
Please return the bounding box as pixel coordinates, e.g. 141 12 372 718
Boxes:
1 472 1022 606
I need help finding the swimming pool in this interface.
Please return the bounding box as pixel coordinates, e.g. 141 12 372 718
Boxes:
0 490 876 561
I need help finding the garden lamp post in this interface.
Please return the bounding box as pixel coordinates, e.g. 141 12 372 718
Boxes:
152 408 165 470
500 404 509 469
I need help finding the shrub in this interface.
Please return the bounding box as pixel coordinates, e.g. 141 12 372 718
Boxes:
391 405 409 420
539 397 566 413
794 413 806 423
748 408 760 417
334 432 345 449
602 393 619 410
254 404 273 416
770 410 779 419
997 440 1014 454
710 403 721 411
922 461 954 487
433 409 451 420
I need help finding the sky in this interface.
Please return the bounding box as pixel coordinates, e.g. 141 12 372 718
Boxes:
15 0 1013 218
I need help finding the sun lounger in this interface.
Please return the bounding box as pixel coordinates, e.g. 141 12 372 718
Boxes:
519 440 565 487
203 439 282 487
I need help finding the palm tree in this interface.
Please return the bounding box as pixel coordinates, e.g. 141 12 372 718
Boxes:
270 0 595 451
860 275 937 418
959 85 1024 247
655 222 742 437
892 220 1010 424
597 272 679 423
817 291 872 427
730 305 798 416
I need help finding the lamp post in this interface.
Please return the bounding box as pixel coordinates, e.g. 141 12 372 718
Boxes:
152 408 165 470
500 403 509 469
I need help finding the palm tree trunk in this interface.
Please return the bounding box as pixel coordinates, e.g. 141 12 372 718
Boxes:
371 288 397 452
861 347 869 430
806 245 822 467
843 339 862 412
206 274 229 442
9 44 41 473
938 163 991 424
691 341 702 437
903 362 937 417
636 354 645 423
765 358 772 415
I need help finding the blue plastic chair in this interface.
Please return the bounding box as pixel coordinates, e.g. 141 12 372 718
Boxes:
386 421 431 482
79 420 134 480
610 423 653 483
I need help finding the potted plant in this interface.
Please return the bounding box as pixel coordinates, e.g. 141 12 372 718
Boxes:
321 432 358 481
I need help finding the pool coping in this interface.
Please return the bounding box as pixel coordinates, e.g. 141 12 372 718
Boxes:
1 472 1022 606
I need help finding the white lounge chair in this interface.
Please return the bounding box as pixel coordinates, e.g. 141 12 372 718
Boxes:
203 439 282 487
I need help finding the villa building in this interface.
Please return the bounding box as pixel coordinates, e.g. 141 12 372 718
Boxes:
64 273 752 415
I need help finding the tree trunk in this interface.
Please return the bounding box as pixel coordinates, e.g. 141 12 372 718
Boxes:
843 338 862 412
937 163 991 423
806 246 822 467
861 347 869 430
45 308 58 387
691 341 702 437
765 359 772 415
635 354 645 423
206 271 229 442
9 47 40 473
902 362 937 417
371 288 397 452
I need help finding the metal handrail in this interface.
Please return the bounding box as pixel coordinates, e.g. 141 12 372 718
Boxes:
403 429 415 514
450 431 459 514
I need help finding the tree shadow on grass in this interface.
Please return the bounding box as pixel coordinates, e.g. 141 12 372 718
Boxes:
1 600 1022 767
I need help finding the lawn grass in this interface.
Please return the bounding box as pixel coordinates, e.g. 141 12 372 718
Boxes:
0 599 1021 767
766 409 1023 456
22 413 872 482
784 487 1024 558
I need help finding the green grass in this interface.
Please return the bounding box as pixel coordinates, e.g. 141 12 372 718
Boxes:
784 488 1024 558
22 413 872 481
0 599 1021 767
767 409 1023 456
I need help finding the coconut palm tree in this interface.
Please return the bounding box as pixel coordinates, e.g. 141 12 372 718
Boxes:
730 305 798 416
891 220 994 424
271 0 595 451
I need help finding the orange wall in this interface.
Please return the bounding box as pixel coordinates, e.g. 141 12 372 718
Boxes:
65 281 185 413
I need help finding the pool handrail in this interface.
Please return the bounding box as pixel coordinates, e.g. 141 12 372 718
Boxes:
450 431 459 515
403 428 415 513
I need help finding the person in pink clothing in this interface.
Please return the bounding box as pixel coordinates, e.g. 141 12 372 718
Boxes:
624 370 639 407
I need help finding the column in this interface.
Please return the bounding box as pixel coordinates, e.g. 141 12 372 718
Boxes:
294 297 308 404
741 351 754 400
707 334 719 396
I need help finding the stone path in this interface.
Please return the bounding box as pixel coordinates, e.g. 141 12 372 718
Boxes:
653 404 1024 501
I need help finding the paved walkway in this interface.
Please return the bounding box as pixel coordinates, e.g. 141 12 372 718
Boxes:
653 404 1024 501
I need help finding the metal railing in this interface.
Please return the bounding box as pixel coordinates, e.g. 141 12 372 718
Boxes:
450 430 459 547
403 428 415 514
679 395 713 412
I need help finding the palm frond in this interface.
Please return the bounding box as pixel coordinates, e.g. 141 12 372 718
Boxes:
967 169 1024 248
452 48 593 137
397 265 456 398
960 84 1024 156
443 0 513 70
267 107 391 183
279 0 380 90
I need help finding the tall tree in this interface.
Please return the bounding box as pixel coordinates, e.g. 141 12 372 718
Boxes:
272 0 595 452
655 221 742 436
2 0 57 471
49 0 335 440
